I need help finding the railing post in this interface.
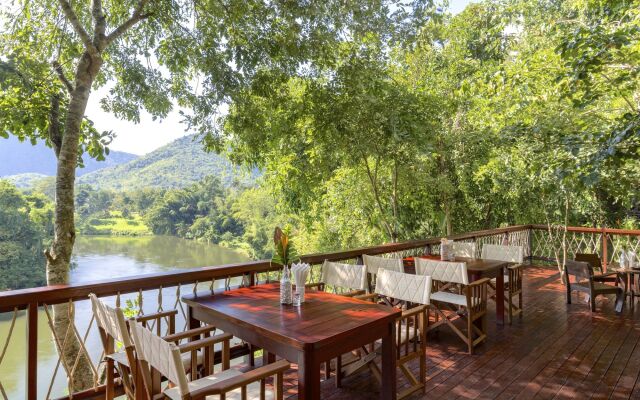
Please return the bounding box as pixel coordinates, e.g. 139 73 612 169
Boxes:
601 227 608 272
27 302 38 400
528 227 533 263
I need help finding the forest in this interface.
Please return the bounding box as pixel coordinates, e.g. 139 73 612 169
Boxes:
1 0 639 291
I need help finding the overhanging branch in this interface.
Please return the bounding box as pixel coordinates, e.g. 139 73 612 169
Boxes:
57 0 96 52
105 0 151 46
52 60 74 93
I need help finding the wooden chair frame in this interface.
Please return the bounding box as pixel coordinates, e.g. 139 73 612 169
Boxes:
306 261 367 382
89 294 216 399
565 260 624 313
505 265 524 324
575 253 618 285
355 292 428 399
481 244 525 323
427 278 490 354
129 321 289 400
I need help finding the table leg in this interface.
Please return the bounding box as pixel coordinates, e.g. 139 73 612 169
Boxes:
495 270 505 325
297 352 320 400
631 273 636 306
187 305 199 330
380 321 397 400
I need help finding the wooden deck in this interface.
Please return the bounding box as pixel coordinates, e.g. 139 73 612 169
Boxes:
275 264 640 399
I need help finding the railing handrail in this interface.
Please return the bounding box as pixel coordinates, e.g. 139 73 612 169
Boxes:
0 224 533 311
529 224 640 236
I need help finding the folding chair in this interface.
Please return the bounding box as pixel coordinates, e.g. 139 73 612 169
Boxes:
452 242 476 258
89 294 216 399
481 244 525 323
306 260 367 381
306 260 367 296
415 259 489 354
363 254 404 292
129 321 290 400
354 268 430 399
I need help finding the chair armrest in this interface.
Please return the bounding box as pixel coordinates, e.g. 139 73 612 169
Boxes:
189 360 290 399
355 293 379 302
135 309 178 323
595 271 618 278
178 333 233 354
468 278 491 288
342 289 367 298
401 305 427 319
163 325 216 343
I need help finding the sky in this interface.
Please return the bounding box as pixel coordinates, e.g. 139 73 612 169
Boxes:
91 0 473 155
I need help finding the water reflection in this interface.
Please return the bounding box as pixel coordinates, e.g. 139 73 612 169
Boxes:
0 235 249 399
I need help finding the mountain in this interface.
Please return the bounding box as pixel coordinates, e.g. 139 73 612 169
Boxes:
0 135 138 177
3 173 50 188
78 135 259 190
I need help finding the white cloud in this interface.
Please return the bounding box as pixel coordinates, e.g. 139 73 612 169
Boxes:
86 86 191 155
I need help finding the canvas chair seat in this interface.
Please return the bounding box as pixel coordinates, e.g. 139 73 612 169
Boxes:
164 368 273 400
106 344 203 371
377 322 420 345
430 291 481 307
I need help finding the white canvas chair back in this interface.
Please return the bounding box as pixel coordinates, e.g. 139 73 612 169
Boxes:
452 242 476 258
89 293 132 347
481 244 524 264
363 254 404 276
415 258 469 285
321 260 367 291
375 268 431 305
129 321 190 396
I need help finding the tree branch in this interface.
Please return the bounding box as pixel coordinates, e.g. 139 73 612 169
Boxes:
105 0 151 46
92 0 106 48
48 94 63 158
52 60 74 93
57 0 96 52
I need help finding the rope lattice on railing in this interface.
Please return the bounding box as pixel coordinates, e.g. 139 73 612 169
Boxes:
0 308 19 400
42 301 99 399
608 234 640 265
531 228 601 262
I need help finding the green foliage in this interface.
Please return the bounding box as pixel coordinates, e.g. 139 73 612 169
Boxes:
0 180 52 290
78 135 259 190
221 0 639 249
271 227 299 266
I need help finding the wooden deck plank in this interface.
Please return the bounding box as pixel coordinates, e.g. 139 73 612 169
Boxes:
246 264 639 400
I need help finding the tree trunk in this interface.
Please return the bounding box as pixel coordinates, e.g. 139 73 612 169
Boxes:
45 50 103 392
444 200 453 236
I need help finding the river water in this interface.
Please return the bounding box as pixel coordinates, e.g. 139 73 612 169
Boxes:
0 235 249 399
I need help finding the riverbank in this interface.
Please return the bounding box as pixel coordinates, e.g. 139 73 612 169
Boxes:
79 210 152 236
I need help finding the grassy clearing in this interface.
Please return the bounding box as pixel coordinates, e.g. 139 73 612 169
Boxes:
81 211 151 236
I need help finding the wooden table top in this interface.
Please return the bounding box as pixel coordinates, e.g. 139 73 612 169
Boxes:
182 283 400 351
404 255 509 273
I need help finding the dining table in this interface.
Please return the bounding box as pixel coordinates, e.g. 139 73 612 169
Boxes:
611 263 640 306
182 283 402 400
404 255 511 325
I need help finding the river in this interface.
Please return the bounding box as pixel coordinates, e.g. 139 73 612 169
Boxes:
0 235 250 399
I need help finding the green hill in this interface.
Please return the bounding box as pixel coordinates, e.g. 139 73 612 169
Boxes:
3 173 49 188
0 135 137 177
78 135 259 190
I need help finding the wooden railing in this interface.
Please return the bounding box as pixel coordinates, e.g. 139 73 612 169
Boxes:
1 223 639 399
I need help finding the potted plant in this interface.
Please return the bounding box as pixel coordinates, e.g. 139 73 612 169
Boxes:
272 227 299 304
